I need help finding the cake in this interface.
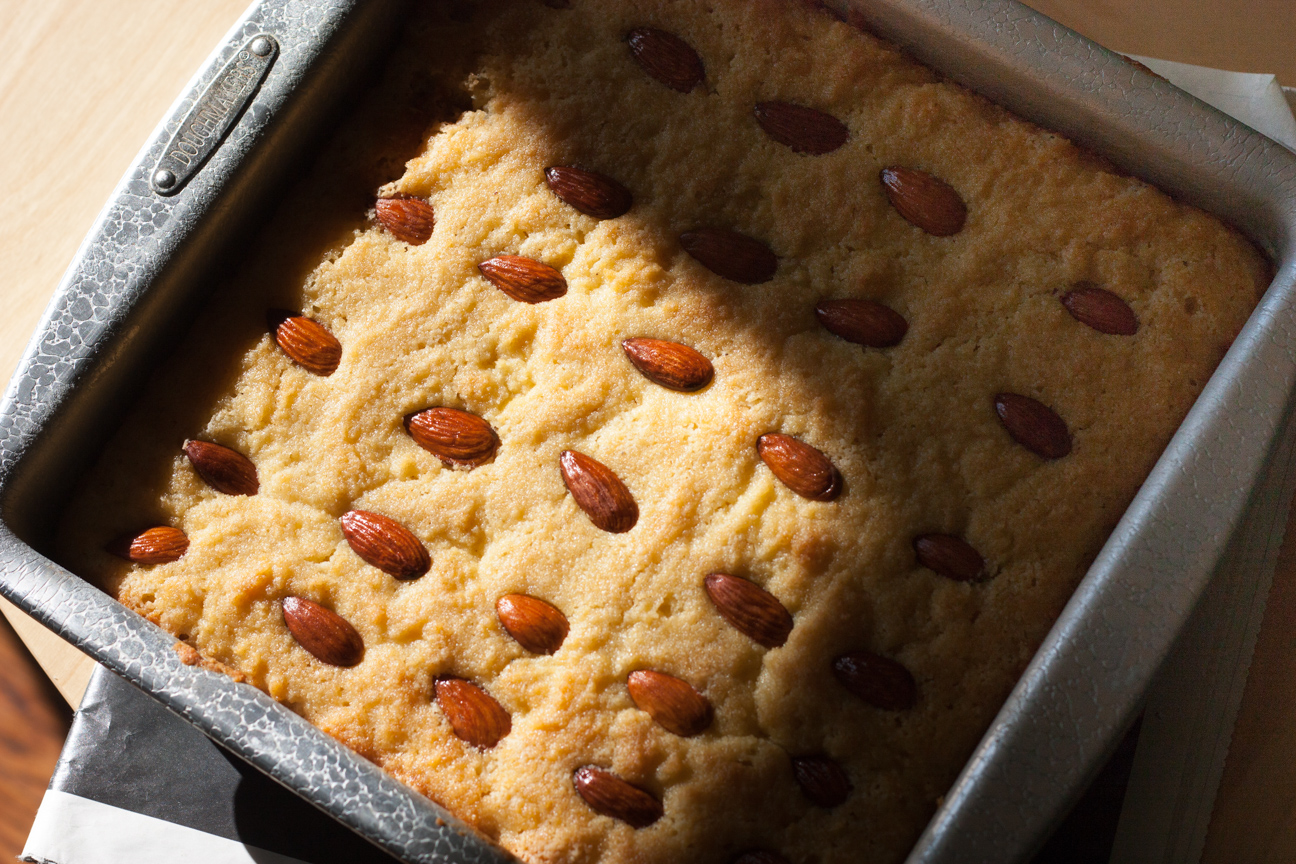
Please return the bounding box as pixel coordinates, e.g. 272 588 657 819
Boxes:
54 1 1268 862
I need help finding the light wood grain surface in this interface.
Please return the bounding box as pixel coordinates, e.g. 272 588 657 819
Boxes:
0 0 1291 857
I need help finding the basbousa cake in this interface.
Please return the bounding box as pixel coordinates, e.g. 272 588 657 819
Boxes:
55 1 1267 862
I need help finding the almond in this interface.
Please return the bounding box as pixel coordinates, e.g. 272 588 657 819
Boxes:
832 650 917 710
733 852 790 864
913 534 986 582
703 573 793 648
478 255 567 303
1061 283 1139 335
559 450 638 533
626 27 704 93
993 393 1072 459
282 596 364 667
627 670 713 737
680 229 778 284
572 766 664 828
340 510 431 580
107 526 189 565
756 433 841 501
268 310 342 376
406 407 500 468
434 677 511 749
375 195 435 245
880 166 967 236
815 298 908 348
791 755 853 808
545 166 633 219
622 338 713 392
497 594 569 654
184 440 258 496
754 101 848 155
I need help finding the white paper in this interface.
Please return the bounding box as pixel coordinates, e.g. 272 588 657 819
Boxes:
21 789 311 864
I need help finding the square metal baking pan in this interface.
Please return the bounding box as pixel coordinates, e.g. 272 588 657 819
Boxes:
1 1 1293 862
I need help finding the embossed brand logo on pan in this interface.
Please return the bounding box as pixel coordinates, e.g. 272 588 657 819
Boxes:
149 35 278 196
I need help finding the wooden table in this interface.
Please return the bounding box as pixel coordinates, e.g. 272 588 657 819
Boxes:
0 0 1291 858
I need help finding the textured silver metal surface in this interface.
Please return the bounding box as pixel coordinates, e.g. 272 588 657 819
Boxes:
150 34 278 196
0 1 1293 863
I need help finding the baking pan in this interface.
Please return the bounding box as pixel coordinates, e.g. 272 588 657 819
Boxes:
1 0 1294 862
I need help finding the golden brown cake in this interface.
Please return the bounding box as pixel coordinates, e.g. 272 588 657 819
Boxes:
55 2 1268 863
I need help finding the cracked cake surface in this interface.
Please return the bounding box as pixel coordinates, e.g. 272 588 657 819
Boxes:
55 1 1267 862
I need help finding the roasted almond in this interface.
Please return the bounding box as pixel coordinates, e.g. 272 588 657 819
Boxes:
880 166 967 237
573 765 664 828
913 534 986 582
627 670 713 737
626 27 704 93
1061 283 1139 335
184 440 258 496
791 755 853 808
703 573 793 648
545 166 633 219
107 526 189 565
406 407 500 468
282 596 364 667
479 255 567 303
497 594 569 654
375 195 435 245
754 101 848 155
994 393 1072 459
756 433 841 501
733 852 791 864
680 229 778 284
833 650 917 711
340 510 431 580
435 677 511 749
268 310 342 376
622 337 713 392
559 450 638 533
815 298 908 348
